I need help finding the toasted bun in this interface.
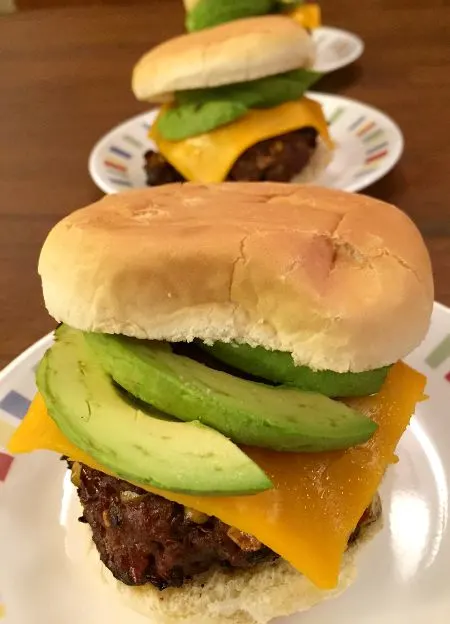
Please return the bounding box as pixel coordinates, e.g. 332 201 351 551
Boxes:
132 16 315 103
66 498 382 624
93 546 355 624
38 183 433 372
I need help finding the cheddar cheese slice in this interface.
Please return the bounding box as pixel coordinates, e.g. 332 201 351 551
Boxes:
287 4 322 29
8 362 425 589
150 97 333 183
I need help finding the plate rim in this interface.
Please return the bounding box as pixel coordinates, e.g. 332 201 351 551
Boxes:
0 333 53 386
87 108 158 196
312 26 365 73
308 90 405 193
88 91 404 196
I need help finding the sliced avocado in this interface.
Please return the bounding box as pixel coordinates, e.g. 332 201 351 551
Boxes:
85 332 378 453
186 0 276 32
36 326 272 496
200 342 390 397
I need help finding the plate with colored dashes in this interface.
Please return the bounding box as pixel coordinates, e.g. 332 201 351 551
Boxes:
1 302 450 623
88 92 404 196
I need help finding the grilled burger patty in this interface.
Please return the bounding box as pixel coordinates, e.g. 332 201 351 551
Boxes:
75 463 276 589
144 128 318 186
73 462 381 590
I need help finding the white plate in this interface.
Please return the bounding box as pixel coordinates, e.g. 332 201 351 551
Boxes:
88 92 404 195
0 302 450 623
312 26 364 73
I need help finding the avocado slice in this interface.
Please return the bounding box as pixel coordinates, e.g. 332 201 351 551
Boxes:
85 332 378 452
200 342 390 397
36 326 272 496
186 0 275 32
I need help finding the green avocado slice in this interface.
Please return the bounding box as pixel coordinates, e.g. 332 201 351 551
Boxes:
200 342 391 397
157 69 322 141
85 332 378 453
186 0 276 32
36 326 272 496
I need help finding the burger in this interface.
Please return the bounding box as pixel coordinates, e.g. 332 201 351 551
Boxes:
132 16 332 187
183 0 322 32
8 183 433 623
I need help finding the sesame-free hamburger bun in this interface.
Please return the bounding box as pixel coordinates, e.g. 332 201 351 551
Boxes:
38 183 433 373
132 15 315 103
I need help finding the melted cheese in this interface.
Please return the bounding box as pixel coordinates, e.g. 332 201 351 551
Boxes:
150 97 332 183
8 362 425 589
287 4 322 29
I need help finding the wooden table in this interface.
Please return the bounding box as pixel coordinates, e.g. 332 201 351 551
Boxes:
0 0 449 368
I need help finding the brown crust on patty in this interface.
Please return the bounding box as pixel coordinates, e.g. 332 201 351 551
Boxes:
76 463 277 589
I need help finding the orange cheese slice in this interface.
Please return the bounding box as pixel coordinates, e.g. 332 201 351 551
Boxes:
150 97 332 183
8 362 425 589
287 4 322 29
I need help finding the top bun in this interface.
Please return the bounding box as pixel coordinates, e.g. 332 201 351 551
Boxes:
132 16 315 103
38 183 433 373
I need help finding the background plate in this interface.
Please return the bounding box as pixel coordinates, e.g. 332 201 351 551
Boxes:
312 26 364 73
2 303 449 623
88 92 404 195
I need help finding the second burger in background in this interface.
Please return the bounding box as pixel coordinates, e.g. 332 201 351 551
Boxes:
183 0 322 32
132 16 332 186
183 0 321 32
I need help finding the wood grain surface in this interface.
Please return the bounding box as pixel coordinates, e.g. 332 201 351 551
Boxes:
0 0 449 367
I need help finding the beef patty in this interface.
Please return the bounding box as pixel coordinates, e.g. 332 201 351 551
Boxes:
74 463 381 591
144 128 318 186
75 463 276 590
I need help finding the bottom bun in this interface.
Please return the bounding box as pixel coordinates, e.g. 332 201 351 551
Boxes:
94 549 354 624
291 137 332 184
66 490 381 624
